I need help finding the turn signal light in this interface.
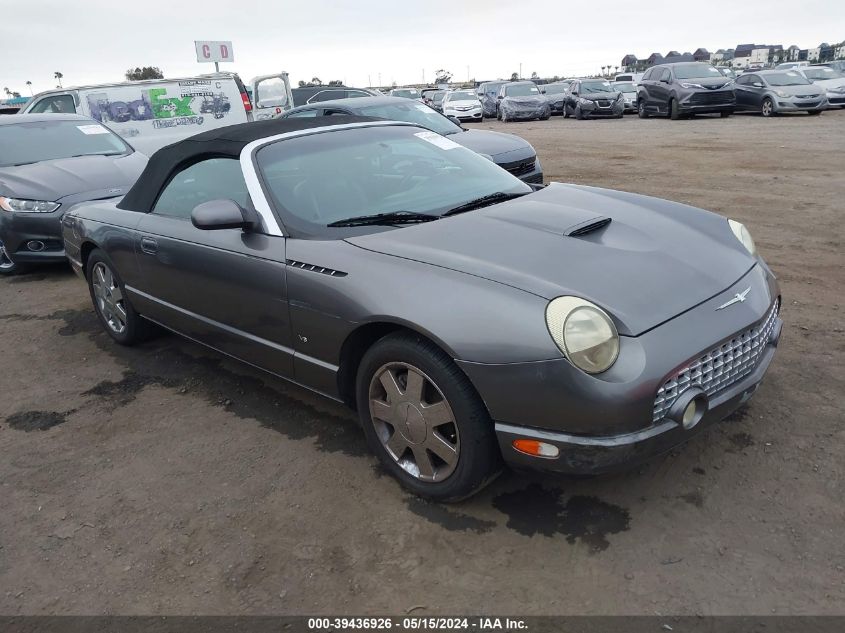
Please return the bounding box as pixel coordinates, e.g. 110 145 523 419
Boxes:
512 439 559 458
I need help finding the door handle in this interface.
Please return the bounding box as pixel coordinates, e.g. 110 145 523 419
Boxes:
140 237 158 255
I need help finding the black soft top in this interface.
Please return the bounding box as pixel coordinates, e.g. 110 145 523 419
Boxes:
118 115 379 212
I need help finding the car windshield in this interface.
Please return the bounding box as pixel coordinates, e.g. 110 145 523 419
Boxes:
505 83 540 96
764 72 811 86
482 82 506 94
611 82 636 92
256 125 529 236
449 91 477 101
393 89 420 98
432 92 446 102
357 102 460 136
673 64 724 80
0 119 129 167
580 81 615 93
804 67 843 80
544 84 569 94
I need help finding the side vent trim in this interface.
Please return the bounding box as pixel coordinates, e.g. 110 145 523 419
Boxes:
286 259 348 277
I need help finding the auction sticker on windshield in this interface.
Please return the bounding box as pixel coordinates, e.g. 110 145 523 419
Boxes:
415 130 461 150
77 125 111 135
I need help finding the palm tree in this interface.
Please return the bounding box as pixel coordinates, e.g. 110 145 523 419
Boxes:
54 71 63 88
3 87 11 98
25 80 33 95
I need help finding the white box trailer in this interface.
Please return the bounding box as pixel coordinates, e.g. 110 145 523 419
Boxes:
21 72 292 156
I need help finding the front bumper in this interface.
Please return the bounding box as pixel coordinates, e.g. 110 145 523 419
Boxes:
457 264 781 474
579 99 625 117
678 92 735 114
825 92 845 107
774 96 828 112
0 209 67 264
446 108 482 121
494 326 779 474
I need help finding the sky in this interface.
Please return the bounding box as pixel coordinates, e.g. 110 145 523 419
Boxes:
1 0 843 96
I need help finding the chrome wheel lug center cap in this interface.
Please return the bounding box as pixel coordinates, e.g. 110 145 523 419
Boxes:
396 401 427 444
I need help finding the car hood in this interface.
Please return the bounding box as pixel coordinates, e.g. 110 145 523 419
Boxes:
771 84 826 97
450 129 534 160
682 78 733 89
347 183 755 336
502 96 545 105
580 91 620 100
0 153 147 202
808 77 845 89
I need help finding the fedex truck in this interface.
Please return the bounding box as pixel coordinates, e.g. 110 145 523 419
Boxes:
21 72 292 156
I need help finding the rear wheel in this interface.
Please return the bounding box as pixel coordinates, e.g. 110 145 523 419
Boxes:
807 109 822 116
761 98 775 117
638 100 649 118
720 109 732 118
86 250 153 346
356 332 501 502
669 98 680 120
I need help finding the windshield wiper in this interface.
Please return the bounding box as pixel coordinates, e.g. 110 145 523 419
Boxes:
327 211 440 228
443 191 528 216
71 152 123 158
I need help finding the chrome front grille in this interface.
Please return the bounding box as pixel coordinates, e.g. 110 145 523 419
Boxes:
652 299 780 423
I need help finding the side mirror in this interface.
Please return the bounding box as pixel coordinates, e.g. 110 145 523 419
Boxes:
753 82 764 88
660 77 671 84
497 95 504 99
191 199 257 231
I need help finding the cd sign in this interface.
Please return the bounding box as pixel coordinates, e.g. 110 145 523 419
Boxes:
195 41 234 64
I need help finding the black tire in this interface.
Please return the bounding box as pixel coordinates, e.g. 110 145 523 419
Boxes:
575 105 585 120
638 100 649 118
720 109 732 118
356 332 502 502
669 98 680 120
761 97 775 118
86 249 153 346
807 109 822 116
540 115 550 121
563 106 570 118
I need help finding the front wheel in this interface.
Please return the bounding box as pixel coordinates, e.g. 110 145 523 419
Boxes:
761 98 775 117
720 109 732 118
0 241 23 276
638 100 649 118
807 109 822 116
86 250 152 345
669 98 680 120
575 105 585 120
356 332 501 502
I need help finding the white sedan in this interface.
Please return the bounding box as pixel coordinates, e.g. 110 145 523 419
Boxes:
794 66 845 107
442 90 483 121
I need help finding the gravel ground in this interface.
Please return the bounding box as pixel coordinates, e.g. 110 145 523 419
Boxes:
1 109 843 616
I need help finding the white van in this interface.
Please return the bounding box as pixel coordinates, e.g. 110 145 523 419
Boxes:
21 72 292 156
614 72 645 83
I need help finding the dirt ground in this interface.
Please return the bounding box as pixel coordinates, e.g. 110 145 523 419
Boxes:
1 109 843 616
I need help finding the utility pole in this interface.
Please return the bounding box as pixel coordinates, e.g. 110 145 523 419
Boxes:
368 74 372 88
378 72 382 87
519 63 522 80
467 65 470 82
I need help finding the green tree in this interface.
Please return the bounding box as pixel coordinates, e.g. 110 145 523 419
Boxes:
54 71 63 87
125 66 165 81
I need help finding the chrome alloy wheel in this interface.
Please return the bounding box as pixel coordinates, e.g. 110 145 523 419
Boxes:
762 98 774 117
369 362 460 482
92 262 127 334
0 242 14 271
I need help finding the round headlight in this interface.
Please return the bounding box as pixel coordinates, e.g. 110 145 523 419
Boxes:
728 219 757 256
545 297 620 374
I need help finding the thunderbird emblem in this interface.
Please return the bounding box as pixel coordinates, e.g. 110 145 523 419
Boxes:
716 287 751 311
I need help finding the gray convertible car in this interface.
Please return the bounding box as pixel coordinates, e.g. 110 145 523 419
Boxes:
0 114 147 274
63 116 782 501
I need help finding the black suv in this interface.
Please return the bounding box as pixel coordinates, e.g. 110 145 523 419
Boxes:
637 63 735 119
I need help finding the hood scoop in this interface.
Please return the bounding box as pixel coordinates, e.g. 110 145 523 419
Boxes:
565 216 612 237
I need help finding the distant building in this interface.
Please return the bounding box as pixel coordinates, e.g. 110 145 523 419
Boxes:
663 52 695 64
646 52 665 66
621 54 638 69
808 47 821 62
693 48 710 62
